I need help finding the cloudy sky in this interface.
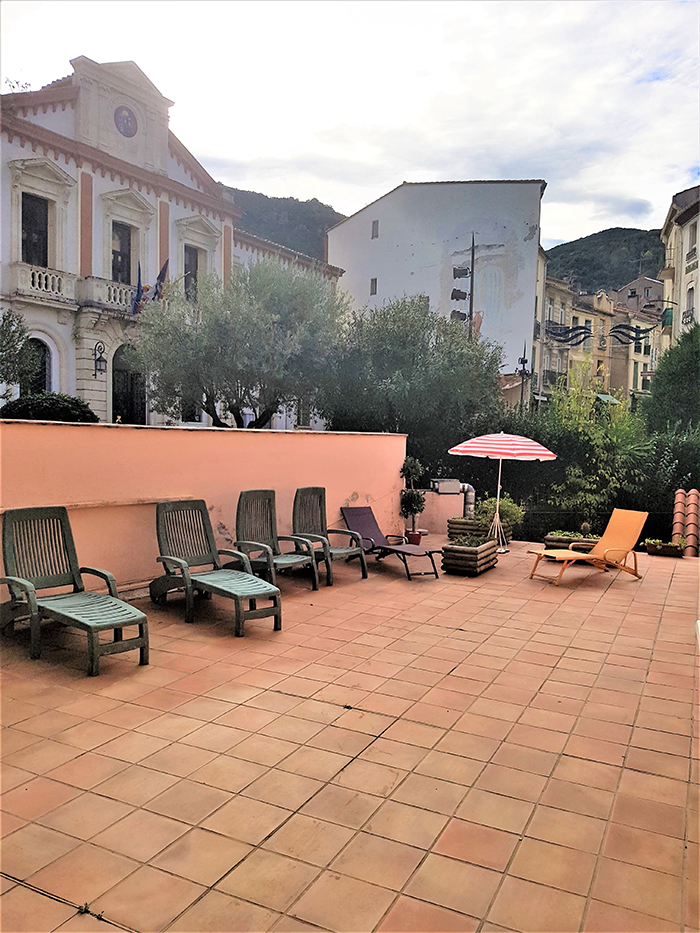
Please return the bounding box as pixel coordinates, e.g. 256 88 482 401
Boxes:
2 0 697 247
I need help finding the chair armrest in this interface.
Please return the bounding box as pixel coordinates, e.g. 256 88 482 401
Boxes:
327 528 363 548
567 542 591 552
156 555 193 587
0 576 39 614
293 533 329 546
279 535 314 555
218 549 253 574
235 541 275 571
386 534 408 544
80 566 119 598
602 547 627 560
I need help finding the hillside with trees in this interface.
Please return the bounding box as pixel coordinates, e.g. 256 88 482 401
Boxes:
546 228 664 292
226 188 345 261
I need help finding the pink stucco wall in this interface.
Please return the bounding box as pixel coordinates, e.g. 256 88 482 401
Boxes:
0 421 406 589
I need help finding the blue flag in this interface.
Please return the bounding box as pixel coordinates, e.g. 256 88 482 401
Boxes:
152 259 169 300
131 262 143 314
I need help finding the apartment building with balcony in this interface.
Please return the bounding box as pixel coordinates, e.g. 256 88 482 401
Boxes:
1 57 341 426
659 185 699 345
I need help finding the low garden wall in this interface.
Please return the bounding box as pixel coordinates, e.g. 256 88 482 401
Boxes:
0 420 406 590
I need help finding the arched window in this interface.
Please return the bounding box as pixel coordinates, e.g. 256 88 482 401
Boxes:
112 345 146 425
20 338 51 395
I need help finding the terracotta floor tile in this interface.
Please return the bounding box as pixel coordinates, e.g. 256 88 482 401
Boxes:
552 755 621 791
602 822 685 875
526 804 606 853
583 899 680 932
0 776 81 820
454 712 518 741
331 830 424 889
279 746 351 781
37 792 133 839
377 895 479 932
539 778 614 819
332 708 394 735
306 725 374 756
508 836 596 895
0 729 41 759
456 788 534 834
301 783 382 828
574 716 633 744
263 813 354 866
611 793 687 838
290 870 396 932
487 875 586 932
1 823 80 878
433 818 519 871
179 721 249 752
364 798 448 849
631 726 691 757
414 749 485 786
44 751 129 789
17 709 84 738
145 777 232 823
564 733 627 766
381 719 445 748
217 848 320 911
91 808 190 861
434 730 500 760
167 889 279 932
618 768 688 807
490 742 557 776
405 852 501 917
475 763 547 802
94 702 161 729
26 841 138 903
93 763 179 805
261 715 327 743
231 734 299 767
392 772 468 814
151 826 250 885
359 737 428 770
332 758 407 796
506 723 568 753
242 768 323 809
90 864 205 932
591 857 682 923
191 754 267 792
140 741 218 777
96 731 171 763
202 795 291 844
216 706 281 732
626 745 690 781
0 885 76 932
134 711 203 741
3 738 83 775
0 812 26 837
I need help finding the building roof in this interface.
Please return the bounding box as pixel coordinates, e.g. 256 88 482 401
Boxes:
327 179 547 231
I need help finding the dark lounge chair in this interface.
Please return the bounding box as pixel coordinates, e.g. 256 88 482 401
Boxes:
1 506 149 676
293 486 368 585
341 506 440 580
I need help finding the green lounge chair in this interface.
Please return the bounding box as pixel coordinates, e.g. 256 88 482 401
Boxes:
1 506 149 676
293 486 368 585
236 489 319 590
150 499 281 635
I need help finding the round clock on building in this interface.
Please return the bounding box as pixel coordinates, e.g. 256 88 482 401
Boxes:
114 106 138 138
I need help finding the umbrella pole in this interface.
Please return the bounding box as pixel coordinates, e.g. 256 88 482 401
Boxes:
489 458 509 552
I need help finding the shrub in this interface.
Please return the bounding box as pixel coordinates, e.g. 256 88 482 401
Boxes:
0 392 99 423
474 493 525 529
450 535 493 547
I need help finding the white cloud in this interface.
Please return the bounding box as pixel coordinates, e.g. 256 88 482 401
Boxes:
1 0 697 244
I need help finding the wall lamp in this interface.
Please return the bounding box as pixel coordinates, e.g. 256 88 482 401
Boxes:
93 342 107 378
451 288 468 301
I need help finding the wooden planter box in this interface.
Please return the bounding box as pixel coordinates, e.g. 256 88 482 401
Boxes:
645 543 685 558
544 535 599 552
448 518 512 543
441 540 498 576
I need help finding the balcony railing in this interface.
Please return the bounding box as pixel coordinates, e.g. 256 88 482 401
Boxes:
7 262 77 303
682 307 695 326
78 277 137 316
686 246 697 263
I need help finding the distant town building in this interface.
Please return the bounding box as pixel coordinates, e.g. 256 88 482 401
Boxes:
1 56 341 426
326 180 546 372
659 185 699 344
613 275 664 315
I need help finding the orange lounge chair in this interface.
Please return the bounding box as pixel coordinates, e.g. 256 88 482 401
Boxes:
528 509 648 586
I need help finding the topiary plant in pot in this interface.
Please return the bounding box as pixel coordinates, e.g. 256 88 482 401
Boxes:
400 456 426 544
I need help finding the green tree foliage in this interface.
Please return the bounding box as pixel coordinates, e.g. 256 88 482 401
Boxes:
1 392 99 423
546 228 664 292
0 308 39 401
316 295 504 471
133 261 349 429
643 324 700 433
226 188 345 261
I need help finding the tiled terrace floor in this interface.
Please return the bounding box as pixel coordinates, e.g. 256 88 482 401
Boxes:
1 541 698 933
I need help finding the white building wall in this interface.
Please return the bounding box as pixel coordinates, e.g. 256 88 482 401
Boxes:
327 181 544 371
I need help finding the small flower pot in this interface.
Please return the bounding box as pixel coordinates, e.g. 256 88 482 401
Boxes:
406 531 422 545
441 539 498 576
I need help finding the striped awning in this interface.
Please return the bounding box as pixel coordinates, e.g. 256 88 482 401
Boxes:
448 432 557 461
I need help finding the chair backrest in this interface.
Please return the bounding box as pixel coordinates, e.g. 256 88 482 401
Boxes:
293 487 328 537
237 490 280 554
2 506 83 592
156 500 220 570
589 509 648 560
340 506 390 550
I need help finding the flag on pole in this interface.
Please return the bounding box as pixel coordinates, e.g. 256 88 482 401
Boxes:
130 262 143 314
151 259 169 300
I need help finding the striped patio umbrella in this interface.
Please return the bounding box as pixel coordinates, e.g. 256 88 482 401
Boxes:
448 432 557 550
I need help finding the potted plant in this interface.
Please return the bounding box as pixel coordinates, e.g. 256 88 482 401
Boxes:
544 524 600 551
442 534 498 576
448 494 524 543
644 537 686 558
400 456 426 545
